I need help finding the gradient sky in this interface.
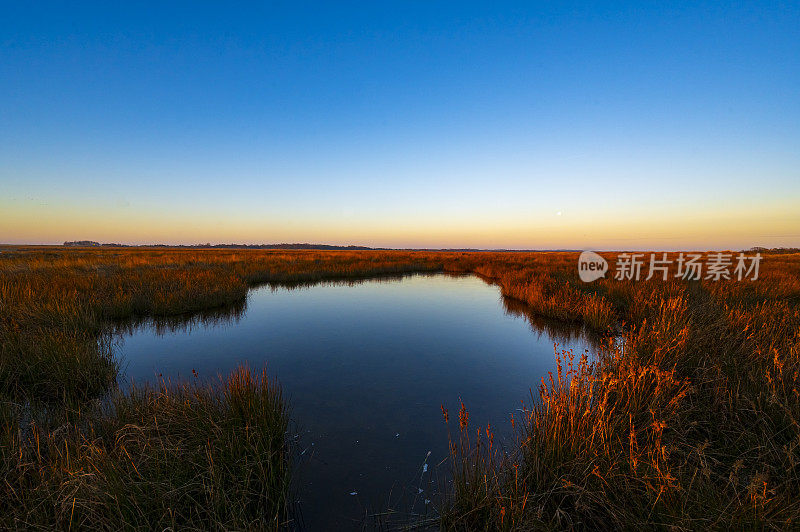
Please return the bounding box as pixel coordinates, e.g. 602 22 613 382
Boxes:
2 1 799 249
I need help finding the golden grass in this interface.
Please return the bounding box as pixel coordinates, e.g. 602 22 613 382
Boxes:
2 366 289 529
1 246 799 529
441 252 800 530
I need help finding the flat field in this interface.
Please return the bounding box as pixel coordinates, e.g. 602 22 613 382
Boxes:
1 247 799 529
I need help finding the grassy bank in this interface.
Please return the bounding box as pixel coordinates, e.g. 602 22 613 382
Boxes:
0 247 442 402
441 253 800 530
2 366 289 529
2 247 799 529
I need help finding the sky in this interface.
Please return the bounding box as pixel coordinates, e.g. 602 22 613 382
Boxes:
1 1 798 250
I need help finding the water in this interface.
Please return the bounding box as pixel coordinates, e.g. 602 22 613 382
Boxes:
116 273 597 529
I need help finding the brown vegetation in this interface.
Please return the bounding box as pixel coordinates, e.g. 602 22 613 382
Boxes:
1 246 799 529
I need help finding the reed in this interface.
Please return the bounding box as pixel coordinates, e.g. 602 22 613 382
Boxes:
1 365 290 530
2 246 799 529
440 252 800 530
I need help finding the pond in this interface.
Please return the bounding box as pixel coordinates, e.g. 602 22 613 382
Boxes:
116 273 598 529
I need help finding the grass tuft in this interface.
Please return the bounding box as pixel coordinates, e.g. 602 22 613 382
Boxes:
2 365 291 530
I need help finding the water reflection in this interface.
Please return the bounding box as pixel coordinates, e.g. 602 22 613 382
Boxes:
500 296 604 348
263 272 430 292
113 300 247 337
115 274 602 348
115 273 600 529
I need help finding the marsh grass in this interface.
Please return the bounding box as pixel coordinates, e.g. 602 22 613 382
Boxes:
2 365 291 530
2 247 800 529
439 254 800 530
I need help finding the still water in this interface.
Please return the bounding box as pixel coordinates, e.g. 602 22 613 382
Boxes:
117 274 596 529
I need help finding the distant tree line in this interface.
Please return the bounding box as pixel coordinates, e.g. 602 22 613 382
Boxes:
60 242 798 253
749 246 800 254
63 241 381 250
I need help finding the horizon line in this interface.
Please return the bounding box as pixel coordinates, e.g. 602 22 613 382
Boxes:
1 241 795 253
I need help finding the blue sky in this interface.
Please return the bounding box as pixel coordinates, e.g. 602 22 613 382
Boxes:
1 1 798 248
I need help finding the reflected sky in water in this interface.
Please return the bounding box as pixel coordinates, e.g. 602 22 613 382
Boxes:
116 274 598 529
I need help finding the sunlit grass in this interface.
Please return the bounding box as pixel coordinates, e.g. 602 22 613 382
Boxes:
440 253 800 530
1 365 290 529
1 246 799 528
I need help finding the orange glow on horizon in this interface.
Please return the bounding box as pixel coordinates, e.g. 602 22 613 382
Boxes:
2 198 798 250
